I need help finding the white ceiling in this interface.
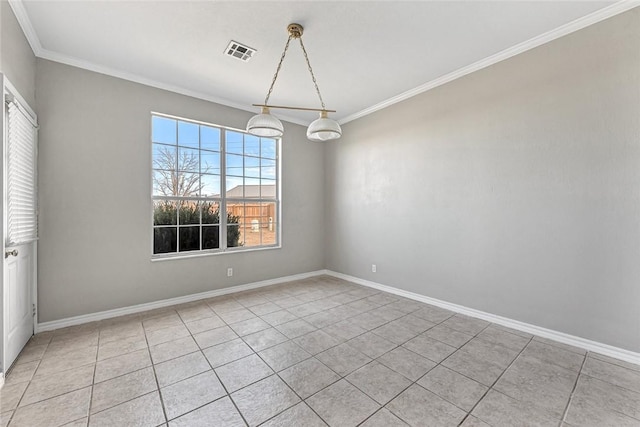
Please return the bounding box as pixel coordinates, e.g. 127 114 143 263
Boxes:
11 1 635 125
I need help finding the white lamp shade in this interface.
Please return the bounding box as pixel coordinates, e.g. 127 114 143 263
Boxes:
306 112 342 142
247 108 284 137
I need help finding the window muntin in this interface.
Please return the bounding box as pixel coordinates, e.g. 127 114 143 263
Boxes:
151 114 279 257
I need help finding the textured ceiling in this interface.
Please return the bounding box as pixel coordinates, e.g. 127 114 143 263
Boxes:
11 1 632 125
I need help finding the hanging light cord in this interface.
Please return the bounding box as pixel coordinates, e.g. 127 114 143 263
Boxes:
264 36 292 106
263 33 327 111
298 37 326 111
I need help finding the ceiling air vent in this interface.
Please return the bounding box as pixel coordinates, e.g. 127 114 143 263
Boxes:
225 41 256 62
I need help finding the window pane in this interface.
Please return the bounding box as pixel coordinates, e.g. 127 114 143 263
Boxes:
178 147 199 172
201 174 220 197
262 222 277 245
245 135 260 156
203 225 220 249
178 121 199 148
179 226 200 252
177 172 201 197
153 200 177 225
152 116 176 144
201 151 220 175
227 225 242 248
153 170 177 196
244 178 260 198
179 201 200 225
261 158 276 179
226 154 243 177
244 156 260 179
226 177 243 198
261 138 276 159
226 131 243 154
201 126 220 151
202 201 220 224
153 144 177 170
154 227 177 254
261 179 276 199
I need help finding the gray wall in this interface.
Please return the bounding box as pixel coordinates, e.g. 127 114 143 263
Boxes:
1 1 36 108
36 59 325 322
325 10 640 352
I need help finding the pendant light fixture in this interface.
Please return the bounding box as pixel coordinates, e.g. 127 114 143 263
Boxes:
246 23 342 142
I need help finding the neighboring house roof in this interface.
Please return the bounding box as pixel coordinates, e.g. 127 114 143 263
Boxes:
226 185 276 199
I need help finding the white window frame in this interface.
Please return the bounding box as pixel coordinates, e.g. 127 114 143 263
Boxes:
151 112 281 260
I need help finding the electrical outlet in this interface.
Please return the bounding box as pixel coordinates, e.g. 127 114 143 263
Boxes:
227 267 233 277
372 264 377 273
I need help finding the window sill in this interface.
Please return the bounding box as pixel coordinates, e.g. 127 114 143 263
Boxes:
150 244 281 262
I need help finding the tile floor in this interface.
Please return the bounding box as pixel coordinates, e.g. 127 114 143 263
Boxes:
1 275 639 427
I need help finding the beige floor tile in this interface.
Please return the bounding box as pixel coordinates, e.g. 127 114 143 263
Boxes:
228 317 271 337
361 409 408 426
184 316 225 335
192 326 238 349
424 324 473 348
35 346 97 377
403 333 457 363
142 312 183 332
215 354 273 392
21 364 94 407
260 310 298 327
94 348 152 383
5 361 38 385
242 328 288 352
0 381 29 412
14 343 48 365
11 387 91 427
97 334 148 360
155 352 211 388
372 322 418 345
471 389 560 427
440 314 490 335
279 358 340 399
441 348 505 386
307 379 379 427
522 340 585 372
460 338 520 368
161 371 226 420
202 338 253 368
293 330 341 355
316 343 371 376
89 391 165 427
146 324 191 347
276 319 317 339
582 357 640 393
387 384 466 427
91 367 157 414
476 325 531 351
149 336 199 364
346 361 411 405
418 365 488 411
176 304 215 323
377 346 435 381
168 396 244 427
231 375 300 426
258 340 311 372
347 332 397 359
261 402 326 427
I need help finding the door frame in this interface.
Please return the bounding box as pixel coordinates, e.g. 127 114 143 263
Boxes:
2 75 38 378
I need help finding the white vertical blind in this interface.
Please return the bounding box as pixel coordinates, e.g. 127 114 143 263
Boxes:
6 100 38 245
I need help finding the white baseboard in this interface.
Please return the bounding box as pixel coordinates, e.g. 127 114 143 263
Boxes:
325 270 640 365
35 270 326 333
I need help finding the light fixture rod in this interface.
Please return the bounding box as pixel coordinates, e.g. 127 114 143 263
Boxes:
252 104 336 113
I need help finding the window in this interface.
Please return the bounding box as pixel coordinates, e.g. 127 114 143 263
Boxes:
151 113 279 257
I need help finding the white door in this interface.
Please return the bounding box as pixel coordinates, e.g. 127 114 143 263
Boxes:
3 80 38 372
3 244 34 369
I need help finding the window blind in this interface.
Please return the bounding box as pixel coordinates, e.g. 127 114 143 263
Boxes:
6 100 38 245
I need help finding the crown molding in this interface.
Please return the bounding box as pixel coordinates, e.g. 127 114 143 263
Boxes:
9 0 640 128
338 0 640 125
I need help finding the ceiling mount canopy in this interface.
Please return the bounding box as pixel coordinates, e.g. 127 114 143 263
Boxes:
246 23 342 142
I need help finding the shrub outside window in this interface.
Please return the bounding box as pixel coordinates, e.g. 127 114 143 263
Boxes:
151 113 280 257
